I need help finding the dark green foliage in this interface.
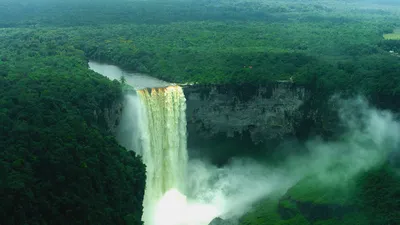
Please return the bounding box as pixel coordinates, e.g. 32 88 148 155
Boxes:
0 0 346 27
240 164 399 225
1 0 397 97
354 165 400 225
379 40 400 52
0 29 146 225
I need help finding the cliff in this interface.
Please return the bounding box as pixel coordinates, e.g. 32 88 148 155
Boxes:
94 100 123 134
183 83 309 164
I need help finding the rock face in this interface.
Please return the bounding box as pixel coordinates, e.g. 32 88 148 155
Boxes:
104 100 123 133
184 83 307 143
183 83 308 163
94 100 123 134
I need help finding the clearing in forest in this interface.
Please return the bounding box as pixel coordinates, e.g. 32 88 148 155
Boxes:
383 28 400 40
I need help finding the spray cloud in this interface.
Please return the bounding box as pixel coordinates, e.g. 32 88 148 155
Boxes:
115 85 399 225
173 96 400 224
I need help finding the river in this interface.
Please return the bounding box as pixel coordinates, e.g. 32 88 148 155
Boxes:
88 61 171 90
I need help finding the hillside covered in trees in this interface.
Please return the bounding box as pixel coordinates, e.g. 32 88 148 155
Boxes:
0 15 146 225
0 0 400 224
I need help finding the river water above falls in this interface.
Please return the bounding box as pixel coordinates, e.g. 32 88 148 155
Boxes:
88 61 171 89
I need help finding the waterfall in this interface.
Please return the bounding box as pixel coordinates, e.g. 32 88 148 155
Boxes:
136 86 188 225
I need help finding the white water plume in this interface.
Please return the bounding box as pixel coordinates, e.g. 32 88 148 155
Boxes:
136 86 188 225
185 159 292 220
116 94 144 155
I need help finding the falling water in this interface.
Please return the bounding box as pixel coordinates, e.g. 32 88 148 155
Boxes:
89 61 289 225
137 86 188 225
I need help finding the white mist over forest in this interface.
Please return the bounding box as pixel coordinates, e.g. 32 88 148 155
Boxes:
165 97 399 225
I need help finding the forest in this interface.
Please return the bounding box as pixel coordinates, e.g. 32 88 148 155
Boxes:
0 0 400 224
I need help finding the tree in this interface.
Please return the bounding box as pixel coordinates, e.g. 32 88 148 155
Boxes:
120 75 126 84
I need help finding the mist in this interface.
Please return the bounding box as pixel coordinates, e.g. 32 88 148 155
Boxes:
150 96 400 225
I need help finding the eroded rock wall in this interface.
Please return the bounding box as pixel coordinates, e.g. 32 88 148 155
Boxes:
94 100 123 134
184 83 308 144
